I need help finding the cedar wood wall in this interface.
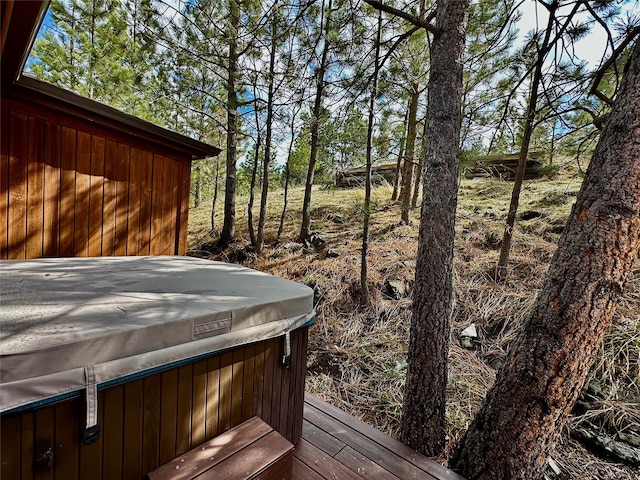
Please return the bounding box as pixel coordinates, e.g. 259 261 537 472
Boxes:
1 97 192 260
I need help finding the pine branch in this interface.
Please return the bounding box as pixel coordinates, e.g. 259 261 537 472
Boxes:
589 26 640 106
363 0 437 34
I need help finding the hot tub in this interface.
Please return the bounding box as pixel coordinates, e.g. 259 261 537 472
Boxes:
0 256 314 479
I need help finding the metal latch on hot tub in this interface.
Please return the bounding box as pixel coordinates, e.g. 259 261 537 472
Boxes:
34 447 53 470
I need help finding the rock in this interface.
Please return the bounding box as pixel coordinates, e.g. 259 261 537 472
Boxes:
619 430 640 448
484 231 501 249
460 323 477 337
485 353 504 370
572 381 640 466
547 456 562 476
460 337 474 349
548 224 565 234
459 323 479 349
326 249 339 258
332 215 344 224
304 233 326 251
521 210 542 220
384 279 405 300
571 421 640 466
305 279 324 306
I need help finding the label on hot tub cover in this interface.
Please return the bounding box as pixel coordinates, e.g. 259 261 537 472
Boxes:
193 315 232 339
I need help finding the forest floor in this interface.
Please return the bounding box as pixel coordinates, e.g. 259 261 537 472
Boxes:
188 163 639 480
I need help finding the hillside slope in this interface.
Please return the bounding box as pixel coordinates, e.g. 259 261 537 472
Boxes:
189 171 639 479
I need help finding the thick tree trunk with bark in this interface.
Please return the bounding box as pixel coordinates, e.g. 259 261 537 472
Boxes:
219 0 239 247
451 40 640 480
400 0 469 456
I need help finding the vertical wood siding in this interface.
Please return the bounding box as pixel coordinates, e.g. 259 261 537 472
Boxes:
0 328 308 480
1 107 9 259
0 99 191 259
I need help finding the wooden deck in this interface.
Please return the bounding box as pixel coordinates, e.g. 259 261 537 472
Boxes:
296 394 465 480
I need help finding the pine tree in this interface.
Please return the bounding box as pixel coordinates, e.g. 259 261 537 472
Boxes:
493 0 632 280
30 0 146 114
299 0 333 243
399 0 470 455
460 0 518 149
360 6 383 306
452 36 640 480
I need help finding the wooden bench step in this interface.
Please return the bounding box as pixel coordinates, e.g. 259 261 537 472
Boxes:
146 417 293 480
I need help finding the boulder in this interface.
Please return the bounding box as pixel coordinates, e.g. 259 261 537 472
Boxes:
305 233 326 251
384 279 405 300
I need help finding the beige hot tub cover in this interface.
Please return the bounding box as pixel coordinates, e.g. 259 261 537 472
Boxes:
0 256 314 414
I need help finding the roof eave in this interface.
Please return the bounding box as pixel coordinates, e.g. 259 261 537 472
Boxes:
1 1 50 85
8 76 221 160
1 0 221 160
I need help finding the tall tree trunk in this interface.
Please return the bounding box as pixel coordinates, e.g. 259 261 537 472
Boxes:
219 0 240 247
299 0 331 243
400 0 469 456
411 118 427 207
193 163 201 208
495 4 556 280
89 0 96 99
399 87 419 224
549 117 557 165
391 108 408 201
69 3 77 91
360 10 382 307
256 19 278 255
248 138 260 246
211 156 221 233
451 39 640 480
277 106 300 244
276 162 290 244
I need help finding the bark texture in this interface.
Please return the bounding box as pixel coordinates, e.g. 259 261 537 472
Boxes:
451 40 640 480
400 0 469 456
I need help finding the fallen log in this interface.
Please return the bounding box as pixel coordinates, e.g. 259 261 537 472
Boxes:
571 421 640 466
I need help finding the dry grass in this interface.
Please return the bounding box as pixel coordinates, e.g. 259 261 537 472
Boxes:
188 170 640 479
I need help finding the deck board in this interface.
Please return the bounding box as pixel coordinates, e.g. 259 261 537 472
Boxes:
298 394 465 480
293 457 326 480
302 419 346 456
336 446 402 480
